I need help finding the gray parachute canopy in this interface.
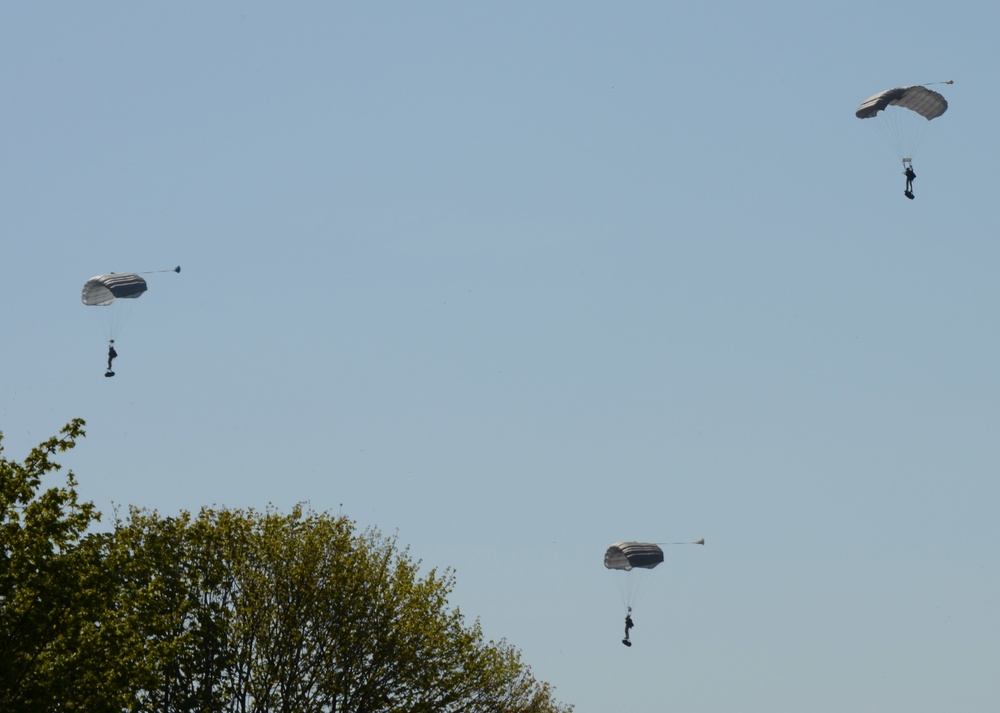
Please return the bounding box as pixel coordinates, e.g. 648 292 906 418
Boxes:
604 542 664 571
855 85 948 121
81 273 148 306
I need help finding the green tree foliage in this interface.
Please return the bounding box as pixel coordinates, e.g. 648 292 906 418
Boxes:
1 422 572 713
0 419 119 711
112 506 572 713
101 508 240 713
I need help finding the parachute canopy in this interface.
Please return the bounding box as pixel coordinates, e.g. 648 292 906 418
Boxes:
82 273 148 307
604 542 664 571
855 85 948 121
856 84 949 164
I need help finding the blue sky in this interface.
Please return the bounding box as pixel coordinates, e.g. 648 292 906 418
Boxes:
2 2 999 711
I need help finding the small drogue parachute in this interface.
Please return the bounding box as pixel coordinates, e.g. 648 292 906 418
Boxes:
856 83 950 165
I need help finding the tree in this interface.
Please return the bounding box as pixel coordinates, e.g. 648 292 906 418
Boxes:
111 505 573 713
102 508 240 713
0 419 122 711
1 422 573 712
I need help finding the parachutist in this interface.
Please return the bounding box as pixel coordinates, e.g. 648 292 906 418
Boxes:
107 343 118 373
904 164 916 199
622 611 634 646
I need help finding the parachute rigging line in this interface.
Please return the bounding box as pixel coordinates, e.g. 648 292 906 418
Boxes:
137 266 181 275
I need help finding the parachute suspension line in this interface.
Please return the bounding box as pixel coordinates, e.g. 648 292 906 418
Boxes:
615 573 630 612
863 108 930 166
107 296 138 343
611 568 650 612
905 113 930 164
617 566 657 612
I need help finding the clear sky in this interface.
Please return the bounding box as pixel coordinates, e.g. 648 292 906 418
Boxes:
3 2 999 711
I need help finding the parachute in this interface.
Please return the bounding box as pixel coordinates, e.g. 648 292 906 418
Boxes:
604 539 703 646
856 83 950 166
855 85 948 121
81 267 179 376
604 541 664 628
604 542 664 571
82 273 148 306
82 272 149 347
